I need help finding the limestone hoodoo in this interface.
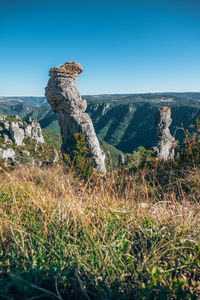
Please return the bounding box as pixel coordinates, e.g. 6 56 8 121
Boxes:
154 106 176 160
45 61 106 173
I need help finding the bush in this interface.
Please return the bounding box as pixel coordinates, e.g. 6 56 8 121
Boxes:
179 117 200 166
125 146 154 170
63 133 95 179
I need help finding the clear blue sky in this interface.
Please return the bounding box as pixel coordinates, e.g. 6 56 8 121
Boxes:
0 0 200 96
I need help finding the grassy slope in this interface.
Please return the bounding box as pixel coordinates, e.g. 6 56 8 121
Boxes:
100 140 123 167
0 165 200 299
42 129 62 150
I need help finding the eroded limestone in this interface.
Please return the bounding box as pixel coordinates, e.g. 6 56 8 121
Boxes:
154 106 176 160
45 61 106 173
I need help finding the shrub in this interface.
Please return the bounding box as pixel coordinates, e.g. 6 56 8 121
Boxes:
179 117 200 166
125 146 154 170
63 133 95 179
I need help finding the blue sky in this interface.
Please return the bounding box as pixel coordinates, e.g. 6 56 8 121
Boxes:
0 0 200 96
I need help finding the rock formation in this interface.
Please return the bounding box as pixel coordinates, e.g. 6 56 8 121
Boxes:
0 148 16 165
0 115 44 146
154 106 176 160
45 61 106 173
118 154 125 166
0 114 59 167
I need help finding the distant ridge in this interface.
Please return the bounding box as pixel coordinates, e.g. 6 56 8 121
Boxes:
1 93 200 153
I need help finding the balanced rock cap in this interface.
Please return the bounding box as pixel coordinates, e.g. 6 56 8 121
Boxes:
49 61 83 79
159 106 170 112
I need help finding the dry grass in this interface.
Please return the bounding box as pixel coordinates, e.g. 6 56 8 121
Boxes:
0 165 200 299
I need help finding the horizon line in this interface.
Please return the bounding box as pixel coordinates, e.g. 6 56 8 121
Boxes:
1 91 200 98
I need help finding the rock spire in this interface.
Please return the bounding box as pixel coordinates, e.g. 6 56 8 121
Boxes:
45 61 106 173
154 106 176 160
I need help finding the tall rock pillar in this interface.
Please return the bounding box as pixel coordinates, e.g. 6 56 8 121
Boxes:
45 61 106 173
154 106 176 160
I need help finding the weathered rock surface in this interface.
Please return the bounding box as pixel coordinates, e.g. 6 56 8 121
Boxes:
0 148 16 163
45 61 106 173
25 122 44 143
154 106 176 160
0 114 47 166
118 154 125 166
10 122 25 146
22 150 30 156
0 115 44 146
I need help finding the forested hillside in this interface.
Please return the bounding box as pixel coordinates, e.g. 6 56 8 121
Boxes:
24 93 200 153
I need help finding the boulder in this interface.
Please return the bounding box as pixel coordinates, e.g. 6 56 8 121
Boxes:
22 150 30 156
10 122 25 146
0 148 16 165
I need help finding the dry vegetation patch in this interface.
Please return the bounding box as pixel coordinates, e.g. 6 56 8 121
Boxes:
0 165 200 299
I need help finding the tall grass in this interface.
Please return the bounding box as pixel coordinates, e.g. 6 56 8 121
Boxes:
0 165 200 299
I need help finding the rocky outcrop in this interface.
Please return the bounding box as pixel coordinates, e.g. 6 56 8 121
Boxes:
154 106 176 160
0 115 44 146
45 61 106 173
24 121 44 144
0 114 55 166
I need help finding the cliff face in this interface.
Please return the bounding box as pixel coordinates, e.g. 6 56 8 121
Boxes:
154 106 176 160
45 61 106 173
